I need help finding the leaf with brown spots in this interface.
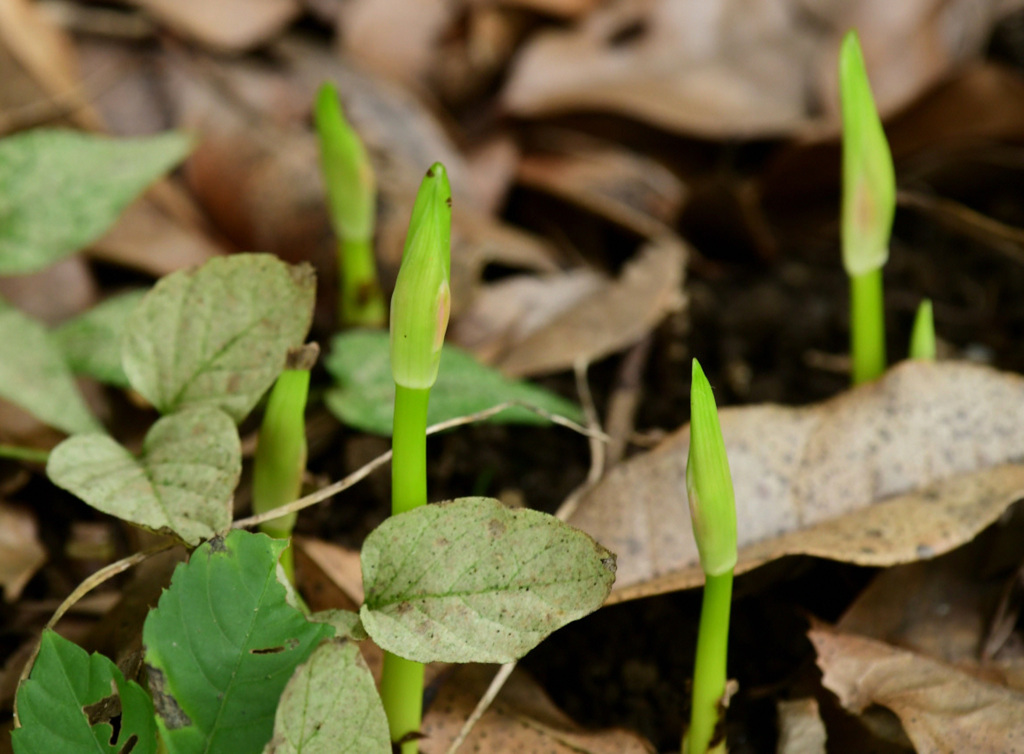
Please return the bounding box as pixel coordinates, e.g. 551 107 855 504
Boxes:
569 360 1024 602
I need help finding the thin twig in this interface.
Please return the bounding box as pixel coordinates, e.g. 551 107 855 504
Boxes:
443 662 516 754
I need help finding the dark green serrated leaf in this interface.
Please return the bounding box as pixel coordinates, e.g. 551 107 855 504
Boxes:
360 497 616 663
122 254 315 422
0 130 192 275
325 330 584 435
0 300 100 435
263 639 389 754
144 530 334 754
51 289 147 388
12 630 157 754
47 408 240 545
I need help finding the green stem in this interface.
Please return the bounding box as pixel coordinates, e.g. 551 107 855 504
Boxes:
339 237 386 328
850 268 886 385
0 445 49 463
253 367 311 585
380 384 430 752
684 570 733 754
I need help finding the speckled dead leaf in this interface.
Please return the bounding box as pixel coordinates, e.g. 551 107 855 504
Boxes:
810 626 1024 754
420 664 654 754
487 237 685 377
517 132 686 238
0 503 45 601
569 360 1024 602
125 0 299 52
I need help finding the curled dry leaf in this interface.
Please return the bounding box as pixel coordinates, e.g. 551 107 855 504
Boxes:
809 626 1024 754
420 664 655 753
479 237 686 377
0 503 45 601
569 360 1024 602
125 0 300 52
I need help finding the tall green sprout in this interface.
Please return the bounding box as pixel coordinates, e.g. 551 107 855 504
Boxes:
683 359 737 754
909 298 936 361
251 344 317 584
840 30 896 385
314 82 387 328
379 162 452 754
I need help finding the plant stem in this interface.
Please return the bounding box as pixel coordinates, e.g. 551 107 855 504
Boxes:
850 268 885 385
339 237 386 328
0 445 49 463
252 364 311 584
684 570 733 754
909 298 935 361
380 383 430 752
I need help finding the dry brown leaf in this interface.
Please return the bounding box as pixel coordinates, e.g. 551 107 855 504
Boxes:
421 664 655 753
569 360 1024 603
776 698 827 754
495 0 601 17
0 257 97 326
126 0 300 52
294 536 364 607
810 626 1024 754
502 0 1022 139
487 237 686 377
517 132 687 238
0 503 45 602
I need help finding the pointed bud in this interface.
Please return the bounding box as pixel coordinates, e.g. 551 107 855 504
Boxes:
909 298 935 361
686 359 737 577
314 82 376 243
840 30 896 277
389 162 452 389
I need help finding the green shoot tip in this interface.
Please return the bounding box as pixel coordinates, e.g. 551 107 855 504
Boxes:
909 298 936 361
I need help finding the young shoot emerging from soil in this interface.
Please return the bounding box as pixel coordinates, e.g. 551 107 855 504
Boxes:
684 359 737 754
840 30 896 385
380 161 452 754
314 82 387 328
909 298 936 361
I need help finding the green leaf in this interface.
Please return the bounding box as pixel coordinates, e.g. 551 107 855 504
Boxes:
12 630 157 754
263 639 389 754
0 129 193 275
47 408 240 545
122 254 316 422
0 300 100 435
51 289 147 388
325 330 584 435
144 530 334 754
360 497 616 663
309 609 367 641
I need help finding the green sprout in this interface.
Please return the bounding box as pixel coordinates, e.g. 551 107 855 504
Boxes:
379 161 452 754
314 82 387 329
683 359 737 754
840 30 896 385
251 344 317 584
909 298 936 361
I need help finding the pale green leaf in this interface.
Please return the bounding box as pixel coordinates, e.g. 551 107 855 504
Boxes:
0 300 100 435
143 530 334 754
47 408 240 545
263 639 389 754
360 497 616 663
122 254 315 422
51 289 147 387
0 130 192 274
325 330 584 435
12 630 157 754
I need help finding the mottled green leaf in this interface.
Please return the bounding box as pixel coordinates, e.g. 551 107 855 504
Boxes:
325 330 583 435
263 639 389 754
12 630 157 754
122 254 315 422
361 497 616 663
143 531 334 754
47 408 240 545
0 300 100 435
0 130 192 274
51 289 147 387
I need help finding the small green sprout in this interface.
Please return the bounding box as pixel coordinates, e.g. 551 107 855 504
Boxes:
909 298 936 361
840 30 896 385
314 82 387 328
251 344 317 584
683 359 737 754
379 162 452 754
